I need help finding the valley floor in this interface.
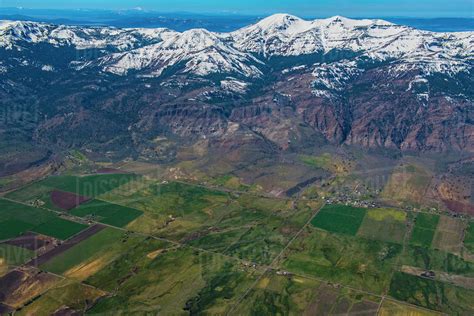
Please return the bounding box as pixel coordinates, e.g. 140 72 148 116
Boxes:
0 153 473 315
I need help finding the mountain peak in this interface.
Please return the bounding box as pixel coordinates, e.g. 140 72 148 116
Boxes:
256 13 302 28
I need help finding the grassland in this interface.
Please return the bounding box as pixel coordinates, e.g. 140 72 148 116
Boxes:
432 215 466 255
281 227 402 293
87 245 261 315
379 299 441 316
311 204 367 236
389 272 474 314
234 271 382 315
399 246 474 277
15 279 105 316
382 163 433 207
98 181 314 265
40 228 145 278
464 222 474 253
357 208 408 243
410 213 440 248
0 244 34 265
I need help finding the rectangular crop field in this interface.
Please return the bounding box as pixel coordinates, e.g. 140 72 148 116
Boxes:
32 218 88 240
311 204 367 236
409 213 440 247
39 174 140 197
0 220 34 241
0 199 86 241
40 227 144 277
70 199 143 228
357 208 407 243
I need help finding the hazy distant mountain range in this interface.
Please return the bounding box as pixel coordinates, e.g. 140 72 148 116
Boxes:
1 7 473 32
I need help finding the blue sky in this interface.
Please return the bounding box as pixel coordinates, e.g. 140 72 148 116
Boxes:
0 0 473 17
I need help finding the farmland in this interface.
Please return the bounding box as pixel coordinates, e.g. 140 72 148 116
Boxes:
70 199 143 228
409 213 440 247
464 222 474 253
1 170 473 315
0 199 87 241
311 204 367 235
281 227 402 293
389 272 474 314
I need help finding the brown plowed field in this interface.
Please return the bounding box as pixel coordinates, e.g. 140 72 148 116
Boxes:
50 190 91 211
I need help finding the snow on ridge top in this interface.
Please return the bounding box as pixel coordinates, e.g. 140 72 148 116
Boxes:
159 28 221 51
314 15 395 28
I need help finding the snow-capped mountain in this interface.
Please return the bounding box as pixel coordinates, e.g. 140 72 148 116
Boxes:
0 20 176 51
0 14 473 156
2 14 471 78
92 29 263 77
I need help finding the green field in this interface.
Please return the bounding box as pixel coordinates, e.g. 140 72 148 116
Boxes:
410 213 440 247
32 218 88 240
15 280 105 316
0 199 86 241
70 199 143 228
0 244 35 265
311 204 367 236
87 246 261 315
400 245 474 277
5 174 140 206
0 219 35 240
464 222 474 253
98 181 307 265
357 208 408 243
234 272 381 315
40 228 144 275
389 272 474 314
281 227 402 294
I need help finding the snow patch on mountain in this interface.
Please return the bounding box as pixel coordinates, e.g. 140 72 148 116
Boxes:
94 29 263 77
312 60 362 93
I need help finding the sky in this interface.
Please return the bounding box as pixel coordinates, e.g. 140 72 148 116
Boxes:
0 0 473 18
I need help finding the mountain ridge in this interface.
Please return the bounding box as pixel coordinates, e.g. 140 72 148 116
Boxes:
0 14 472 165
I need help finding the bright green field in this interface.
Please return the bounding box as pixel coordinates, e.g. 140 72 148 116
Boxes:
0 219 35 240
32 217 88 240
0 199 86 240
70 199 143 228
311 204 367 236
410 213 440 247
